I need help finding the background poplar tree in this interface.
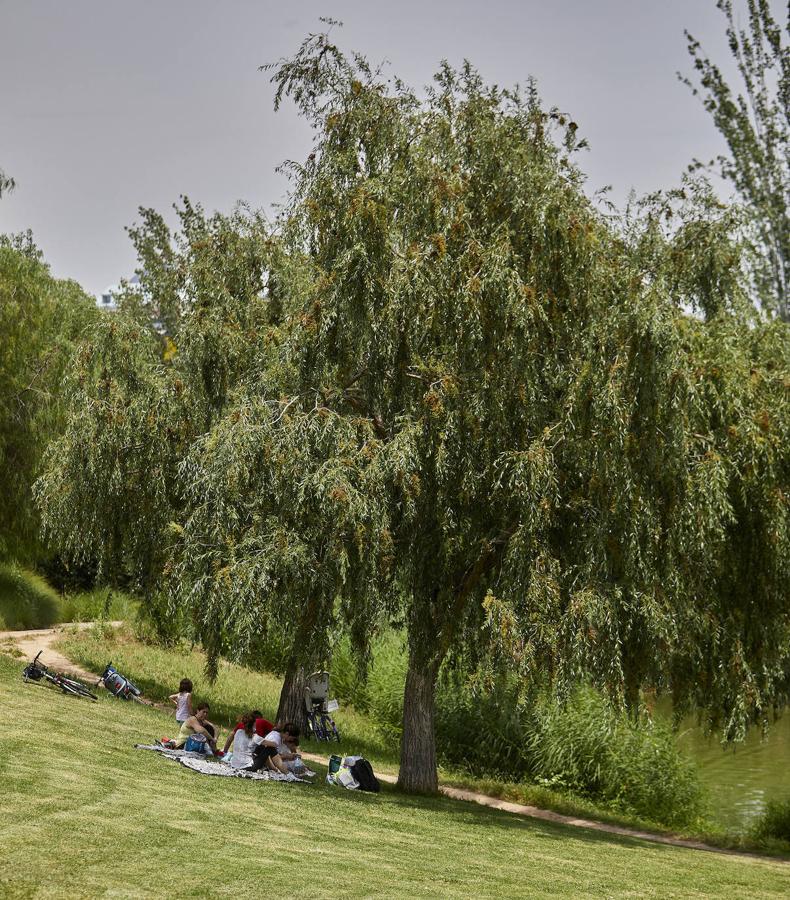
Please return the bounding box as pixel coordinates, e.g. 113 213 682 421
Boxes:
681 0 789 320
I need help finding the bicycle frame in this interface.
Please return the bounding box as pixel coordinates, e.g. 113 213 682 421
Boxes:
22 651 97 701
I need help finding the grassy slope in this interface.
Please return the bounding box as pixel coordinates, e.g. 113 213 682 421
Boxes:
0 564 60 630
1 654 788 899
53 626 790 856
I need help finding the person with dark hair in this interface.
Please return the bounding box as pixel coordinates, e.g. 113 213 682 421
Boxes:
229 711 258 769
277 732 306 774
169 678 193 724
172 702 218 754
220 709 275 757
249 722 301 774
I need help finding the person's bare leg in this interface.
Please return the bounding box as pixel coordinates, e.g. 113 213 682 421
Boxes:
266 753 288 775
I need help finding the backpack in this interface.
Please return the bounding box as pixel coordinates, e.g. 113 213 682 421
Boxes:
349 758 380 793
184 734 208 753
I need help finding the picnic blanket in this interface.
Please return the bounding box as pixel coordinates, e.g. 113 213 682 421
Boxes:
134 744 313 782
135 743 204 760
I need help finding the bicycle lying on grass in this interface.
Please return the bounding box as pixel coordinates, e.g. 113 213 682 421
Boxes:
22 650 98 701
98 662 142 701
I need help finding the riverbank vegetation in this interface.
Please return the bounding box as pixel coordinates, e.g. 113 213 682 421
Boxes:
331 635 703 827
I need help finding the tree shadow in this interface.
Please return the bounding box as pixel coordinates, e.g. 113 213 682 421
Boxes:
316 778 691 857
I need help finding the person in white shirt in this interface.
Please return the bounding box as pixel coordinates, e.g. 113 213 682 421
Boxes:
249 723 301 774
277 733 305 773
169 678 193 724
229 712 258 769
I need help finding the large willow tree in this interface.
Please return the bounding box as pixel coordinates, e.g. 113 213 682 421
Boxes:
248 33 786 791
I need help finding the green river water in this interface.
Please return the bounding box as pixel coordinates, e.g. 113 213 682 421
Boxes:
672 710 790 832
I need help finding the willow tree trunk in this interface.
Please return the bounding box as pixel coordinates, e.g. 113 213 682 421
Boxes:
396 649 440 793
276 663 307 731
275 594 323 731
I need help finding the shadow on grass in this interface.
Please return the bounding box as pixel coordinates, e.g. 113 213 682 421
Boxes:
291 771 688 858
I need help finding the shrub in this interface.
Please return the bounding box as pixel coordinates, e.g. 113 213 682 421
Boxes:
529 686 704 827
330 631 406 739
365 632 408 740
752 799 790 843
330 636 370 710
435 673 537 779
0 563 60 630
58 588 138 624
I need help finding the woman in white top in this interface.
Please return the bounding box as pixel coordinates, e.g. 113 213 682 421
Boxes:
230 712 259 769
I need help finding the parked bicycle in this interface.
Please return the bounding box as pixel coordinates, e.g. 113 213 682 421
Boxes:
304 670 341 742
22 651 98 701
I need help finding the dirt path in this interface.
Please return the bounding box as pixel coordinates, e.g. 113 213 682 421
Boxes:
0 622 123 682
2 624 785 864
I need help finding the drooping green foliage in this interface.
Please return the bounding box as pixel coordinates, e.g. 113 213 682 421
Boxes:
176 400 391 680
681 0 789 319
0 239 98 563
35 203 284 617
257 30 789 789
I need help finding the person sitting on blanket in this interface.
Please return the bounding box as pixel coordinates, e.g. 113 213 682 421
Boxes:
228 711 259 769
221 709 274 758
248 722 301 774
173 702 219 755
277 732 305 774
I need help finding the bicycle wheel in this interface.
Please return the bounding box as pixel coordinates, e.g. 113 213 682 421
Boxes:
59 679 98 701
60 674 95 693
322 713 340 742
308 711 326 741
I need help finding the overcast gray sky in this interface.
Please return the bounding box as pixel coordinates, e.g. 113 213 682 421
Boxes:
0 1 746 297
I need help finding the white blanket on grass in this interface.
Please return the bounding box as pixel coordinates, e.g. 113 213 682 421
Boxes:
134 744 312 782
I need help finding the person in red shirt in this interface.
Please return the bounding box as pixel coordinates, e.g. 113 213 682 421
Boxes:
220 710 274 757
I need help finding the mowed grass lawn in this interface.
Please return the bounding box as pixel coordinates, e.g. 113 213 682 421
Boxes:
1 656 789 898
